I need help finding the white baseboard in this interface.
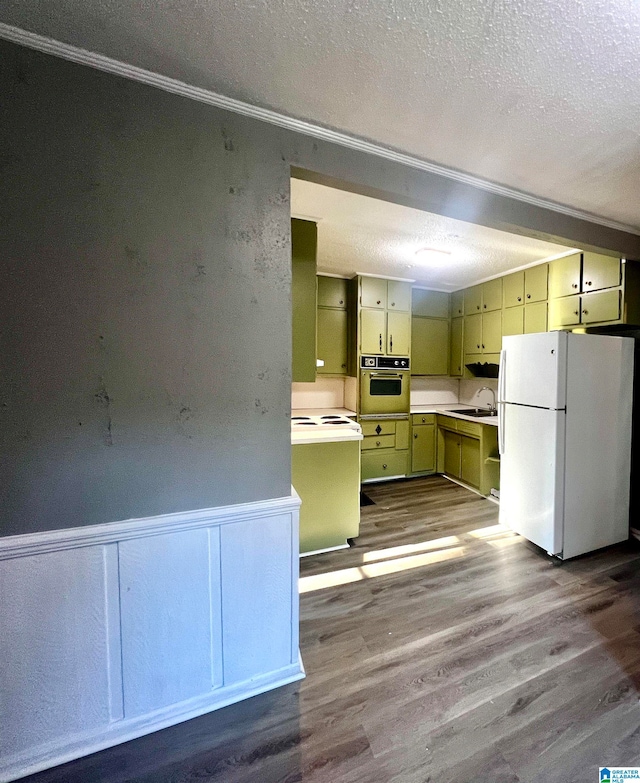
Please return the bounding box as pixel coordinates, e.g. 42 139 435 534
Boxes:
0 492 302 783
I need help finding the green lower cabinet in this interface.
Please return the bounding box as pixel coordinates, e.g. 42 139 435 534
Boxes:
292 440 361 554
317 308 347 374
361 449 408 481
436 416 499 496
360 418 409 482
411 424 436 474
411 316 449 375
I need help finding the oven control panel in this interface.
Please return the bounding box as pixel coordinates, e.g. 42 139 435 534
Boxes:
361 356 410 370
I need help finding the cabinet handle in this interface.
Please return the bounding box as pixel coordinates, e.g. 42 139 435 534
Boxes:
422 417 426 423
483 304 487 309
382 463 387 469
517 297 521 302
476 305 480 310
414 433 418 439
482 344 485 349
339 299 344 305
391 302 395 307
376 440 381 446
527 294 531 299
376 299 381 305
341 363 346 368
582 309 588 315
390 335 393 351
585 281 592 286
572 283 578 289
574 310 580 316
477 344 481 349
379 334 383 350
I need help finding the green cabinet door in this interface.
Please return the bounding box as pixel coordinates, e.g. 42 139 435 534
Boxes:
317 308 348 374
291 218 317 382
464 313 482 353
503 271 525 308
549 253 581 298
443 430 461 478
360 309 386 354
387 311 411 355
482 278 502 312
396 419 410 450
525 263 548 302
412 289 449 318
549 296 581 328
502 305 524 337
412 425 435 473
524 301 547 333
482 310 502 353
461 435 481 488
411 317 449 375
581 289 621 324
464 285 483 315
388 280 412 312
317 276 347 308
582 253 621 293
361 277 387 308
449 317 463 376
450 290 465 317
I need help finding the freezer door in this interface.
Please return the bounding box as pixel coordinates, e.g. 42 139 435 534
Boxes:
499 332 567 409
499 404 565 555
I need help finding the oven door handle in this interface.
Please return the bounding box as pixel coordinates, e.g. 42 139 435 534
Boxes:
369 372 403 378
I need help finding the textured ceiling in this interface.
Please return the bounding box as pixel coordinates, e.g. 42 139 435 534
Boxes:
3 1 640 228
291 178 571 290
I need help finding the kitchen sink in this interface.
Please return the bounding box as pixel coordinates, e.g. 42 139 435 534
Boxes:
449 408 498 418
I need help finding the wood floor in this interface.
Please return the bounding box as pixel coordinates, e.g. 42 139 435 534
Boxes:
19 476 640 783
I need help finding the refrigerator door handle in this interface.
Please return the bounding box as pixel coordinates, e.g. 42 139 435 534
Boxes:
498 400 505 455
498 348 506 403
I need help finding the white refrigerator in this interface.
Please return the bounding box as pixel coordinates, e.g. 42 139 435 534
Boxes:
498 331 633 559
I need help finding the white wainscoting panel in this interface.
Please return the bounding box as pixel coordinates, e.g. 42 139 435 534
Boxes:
119 527 219 717
0 544 122 760
0 492 302 783
221 513 296 684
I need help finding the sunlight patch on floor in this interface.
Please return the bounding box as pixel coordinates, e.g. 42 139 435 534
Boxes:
362 535 460 563
299 546 465 593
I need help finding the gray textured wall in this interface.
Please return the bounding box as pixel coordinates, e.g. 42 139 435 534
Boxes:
2 39 639 537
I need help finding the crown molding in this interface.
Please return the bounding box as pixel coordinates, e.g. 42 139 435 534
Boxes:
1 21 639 238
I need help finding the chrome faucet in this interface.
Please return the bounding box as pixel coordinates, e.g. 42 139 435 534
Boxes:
478 386 496 412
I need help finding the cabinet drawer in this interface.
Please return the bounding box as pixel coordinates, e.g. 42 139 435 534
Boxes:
437 415 459 431
456 420 482 437
412 413 436 425
361 420 396 437
361 449 408 481
362 434 395 450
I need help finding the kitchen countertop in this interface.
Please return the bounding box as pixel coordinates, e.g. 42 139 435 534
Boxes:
411 403 499 427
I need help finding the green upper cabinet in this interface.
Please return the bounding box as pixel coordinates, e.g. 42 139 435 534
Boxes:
582 253 621 293
387 311 411 355
449 317 463 376
503 271 525 308
317 308 348 374
482 278 503 312
502 305 524 337
388 280 412 311
411 317 449 375
464 313 482 353
317 275 348 308
482 310 502 353
524 301 547 333
360 276 388 308
548 296 581 328
464 285 483 315
549 253 582 298
360 309 386 354
525 264 548 303
412 289 449 318
450 290 465 317
581 289 621 323
291 219 317 382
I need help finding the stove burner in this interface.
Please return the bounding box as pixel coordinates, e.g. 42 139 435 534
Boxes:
291 416 312 420
328 420 351 424
295 421 318 425
320 415 341 419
